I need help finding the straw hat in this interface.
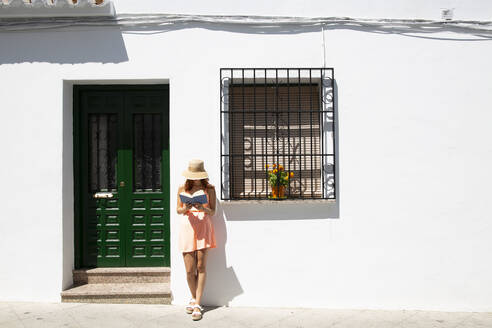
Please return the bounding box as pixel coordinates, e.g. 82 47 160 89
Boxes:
182 159 209 180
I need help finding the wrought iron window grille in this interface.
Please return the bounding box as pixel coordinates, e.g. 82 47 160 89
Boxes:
220 68 336 200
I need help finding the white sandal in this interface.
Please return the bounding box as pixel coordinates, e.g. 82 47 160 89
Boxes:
185 298 196 314
191 304 203 321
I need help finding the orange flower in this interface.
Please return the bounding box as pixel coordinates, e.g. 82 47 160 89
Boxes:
278 165 284 171
290 172 294 178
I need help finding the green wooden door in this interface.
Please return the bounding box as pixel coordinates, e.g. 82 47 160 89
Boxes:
74 85 170 268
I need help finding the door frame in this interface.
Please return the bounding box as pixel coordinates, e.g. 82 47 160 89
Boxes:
73 84 170 269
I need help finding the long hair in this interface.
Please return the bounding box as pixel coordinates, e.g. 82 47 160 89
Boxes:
184 178 210 192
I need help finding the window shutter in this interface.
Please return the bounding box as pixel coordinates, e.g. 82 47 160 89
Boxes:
229 84 322 198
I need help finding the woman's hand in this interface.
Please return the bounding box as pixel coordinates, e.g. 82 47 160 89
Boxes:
178 202 193 214
193 203 204 211
193 202 212 215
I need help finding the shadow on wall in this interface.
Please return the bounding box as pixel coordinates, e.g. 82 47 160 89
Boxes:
201 197 338 306
62 82 73 292
201 201 244 306
1 17 490 65
221 200 339 221
0 26 128 64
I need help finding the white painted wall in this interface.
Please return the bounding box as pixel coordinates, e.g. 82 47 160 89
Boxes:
0 0 491 311
115 0 492 21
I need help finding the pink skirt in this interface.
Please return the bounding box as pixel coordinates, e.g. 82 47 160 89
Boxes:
178 210 217 253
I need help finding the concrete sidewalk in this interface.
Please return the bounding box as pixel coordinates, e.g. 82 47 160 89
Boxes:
0 302 491 328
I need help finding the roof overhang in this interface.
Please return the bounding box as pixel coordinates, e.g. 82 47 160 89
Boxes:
0 0 115 18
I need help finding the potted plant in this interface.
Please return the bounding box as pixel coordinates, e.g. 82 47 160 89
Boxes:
266 164 294 199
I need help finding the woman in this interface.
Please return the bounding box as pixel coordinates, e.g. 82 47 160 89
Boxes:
176 159 217 321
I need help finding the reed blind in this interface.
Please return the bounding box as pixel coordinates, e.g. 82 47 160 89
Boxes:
227 83 322 198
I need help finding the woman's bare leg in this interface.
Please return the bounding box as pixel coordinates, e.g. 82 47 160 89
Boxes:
195 248 209 306
183 251 197 300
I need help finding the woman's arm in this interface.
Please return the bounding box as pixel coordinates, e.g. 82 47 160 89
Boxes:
176 186 192 215
207 186 216 216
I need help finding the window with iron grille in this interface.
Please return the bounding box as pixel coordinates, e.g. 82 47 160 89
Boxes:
220 68 336 200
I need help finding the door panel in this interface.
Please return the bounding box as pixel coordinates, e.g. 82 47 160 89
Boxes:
80 93 126 267
89 114 122 265
75 86 169 268
124 92 169 267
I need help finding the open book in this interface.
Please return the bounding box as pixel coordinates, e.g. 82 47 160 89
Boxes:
179 190 208 204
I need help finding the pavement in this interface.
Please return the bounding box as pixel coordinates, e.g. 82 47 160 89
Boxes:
0 302 491 328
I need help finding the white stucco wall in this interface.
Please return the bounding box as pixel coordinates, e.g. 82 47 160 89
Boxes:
0 0 491 311
115 0 492 21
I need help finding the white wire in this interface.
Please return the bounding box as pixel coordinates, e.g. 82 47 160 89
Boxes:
0 13 491 33
322 24 326 68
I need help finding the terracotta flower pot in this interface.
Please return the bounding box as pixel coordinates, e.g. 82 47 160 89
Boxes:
271 185 285 198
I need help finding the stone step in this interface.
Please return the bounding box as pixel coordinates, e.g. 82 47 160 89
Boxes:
73 267 171 285
61 282 172 304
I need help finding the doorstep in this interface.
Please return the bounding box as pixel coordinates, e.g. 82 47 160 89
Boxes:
61 267 172 304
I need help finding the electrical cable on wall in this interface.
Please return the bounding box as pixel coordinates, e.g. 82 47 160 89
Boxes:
0 13 491 34
322 25 326 68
